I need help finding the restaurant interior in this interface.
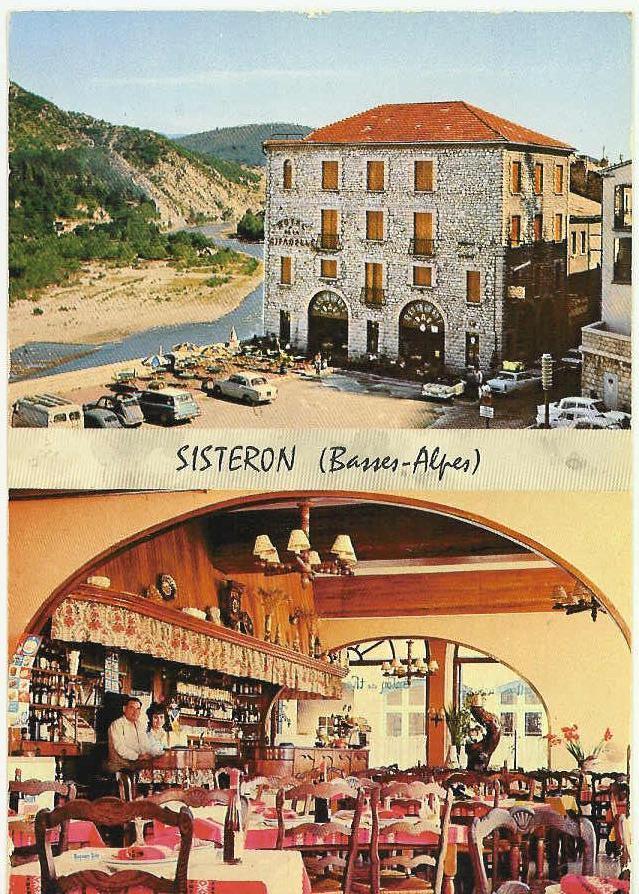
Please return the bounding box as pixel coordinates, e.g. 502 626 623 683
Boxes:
7 489 631 894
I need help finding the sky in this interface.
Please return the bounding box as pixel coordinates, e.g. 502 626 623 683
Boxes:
8 10 633 160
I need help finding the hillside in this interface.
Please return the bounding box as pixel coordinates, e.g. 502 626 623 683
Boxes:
175 122 313 167
9 83 264 230
8 83 265 301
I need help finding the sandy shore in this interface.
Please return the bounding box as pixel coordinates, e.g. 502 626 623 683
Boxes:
9 258 264 348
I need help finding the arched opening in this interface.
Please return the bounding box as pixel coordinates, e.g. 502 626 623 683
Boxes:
307 291 348 361
399 300 445 372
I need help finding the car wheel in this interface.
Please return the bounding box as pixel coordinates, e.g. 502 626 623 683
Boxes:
160 413 170 426
213 385 222 397
242 394 252 405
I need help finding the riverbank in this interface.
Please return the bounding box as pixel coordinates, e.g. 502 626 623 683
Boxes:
9 257 264 348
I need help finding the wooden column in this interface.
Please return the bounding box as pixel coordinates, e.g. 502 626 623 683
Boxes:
427 640 448 766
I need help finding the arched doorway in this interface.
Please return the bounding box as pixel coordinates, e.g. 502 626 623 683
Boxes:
307 291 348 361
399 300 445 372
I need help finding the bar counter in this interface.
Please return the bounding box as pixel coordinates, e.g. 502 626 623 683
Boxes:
250 745 369 779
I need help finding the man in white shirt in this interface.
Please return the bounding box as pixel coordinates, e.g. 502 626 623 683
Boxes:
106 696 164 772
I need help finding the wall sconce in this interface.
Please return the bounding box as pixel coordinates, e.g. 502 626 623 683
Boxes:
428 707 446 727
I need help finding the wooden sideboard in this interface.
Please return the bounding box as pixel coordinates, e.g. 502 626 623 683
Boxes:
249 745 369 779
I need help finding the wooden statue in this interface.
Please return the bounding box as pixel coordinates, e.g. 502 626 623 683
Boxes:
465 703 501 771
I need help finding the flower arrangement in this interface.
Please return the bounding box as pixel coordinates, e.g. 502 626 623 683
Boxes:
545 725 613 768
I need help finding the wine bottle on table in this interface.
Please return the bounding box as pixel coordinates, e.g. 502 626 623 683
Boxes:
223 794 241 864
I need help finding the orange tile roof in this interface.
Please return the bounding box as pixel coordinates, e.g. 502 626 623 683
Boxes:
304 101 573 150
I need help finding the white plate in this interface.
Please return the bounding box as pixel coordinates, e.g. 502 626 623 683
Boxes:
103 852 179 869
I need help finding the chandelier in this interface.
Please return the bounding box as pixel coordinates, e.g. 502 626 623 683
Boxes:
381 639 439 686
552 581 605 622
253 501 356 583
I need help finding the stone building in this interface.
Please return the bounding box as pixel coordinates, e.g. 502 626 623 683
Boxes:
581 160 632 411
263 101 574 374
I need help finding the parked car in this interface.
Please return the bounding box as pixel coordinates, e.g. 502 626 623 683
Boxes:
552 411 615 430
137 387 201 425
487 369 542 394
11 394 83 429
202 374 278 405
83 407 123 429
83 394 144 428
560 347 583 369
421 376 466 402
536 396 631 428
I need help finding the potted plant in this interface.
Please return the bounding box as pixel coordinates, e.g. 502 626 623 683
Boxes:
465 688 493 707
444 704 472 767
545 725 613 771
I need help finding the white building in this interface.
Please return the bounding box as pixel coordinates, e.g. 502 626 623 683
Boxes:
263 102 574 374
581 160 631 411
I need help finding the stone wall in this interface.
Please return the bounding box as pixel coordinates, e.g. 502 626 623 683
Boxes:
581 322 632 411
264 142 572 373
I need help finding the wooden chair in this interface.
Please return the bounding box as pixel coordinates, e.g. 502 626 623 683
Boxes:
468 805 595 894
444 772 500 798
371 787 454 894
276 780 356 845
380 782 443 819
277 787 365 893
35 796 193 894
8 780 76 866
115 769 138 801
589 773 628 854
501 773 534 801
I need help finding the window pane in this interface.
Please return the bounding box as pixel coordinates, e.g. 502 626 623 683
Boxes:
467 270 481 303
366 210 384 241
533 214 543 242
525 712 543 736
534 163 543 195
322 160 338 190
500 712 515 735
367 161 385 191
554 165 564 193
280 256 292 284
511 161 522 192
283 160 292 189
554 214 563 241
386 688 403 706
321 259 337 278
413 266 432 287
614 238 632 283
408 683 425 705
511 216 521 245
409 713 425 736
415 160 433 192
386 713 402 737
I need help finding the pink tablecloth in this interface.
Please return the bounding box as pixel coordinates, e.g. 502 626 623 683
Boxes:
560 876 630 894
9 818 105 848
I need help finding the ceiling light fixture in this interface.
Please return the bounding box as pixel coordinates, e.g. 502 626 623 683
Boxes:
552 582 605 622
381 639 439 687
253 501 356 583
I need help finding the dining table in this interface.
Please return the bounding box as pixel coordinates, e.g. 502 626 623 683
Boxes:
149 801 467 894
9 845 312 894
8 813 105 849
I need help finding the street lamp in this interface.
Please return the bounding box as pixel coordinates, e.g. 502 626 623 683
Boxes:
541 353 553 428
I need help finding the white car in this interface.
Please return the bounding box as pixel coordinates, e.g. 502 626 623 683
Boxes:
203 373 278 405
552 411 615 430
421 377 465 402
487 369 542 394
536 396 631 428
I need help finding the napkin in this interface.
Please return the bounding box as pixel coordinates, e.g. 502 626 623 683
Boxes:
561 876 630 894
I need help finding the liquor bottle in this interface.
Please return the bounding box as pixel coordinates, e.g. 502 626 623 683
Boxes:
223 795 241 864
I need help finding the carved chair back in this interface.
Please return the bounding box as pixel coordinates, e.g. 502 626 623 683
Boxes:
9 781 77 865
35 797 193 894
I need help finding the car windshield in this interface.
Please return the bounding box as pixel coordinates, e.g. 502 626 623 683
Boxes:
250 378 267 386
592 400 606 413
69 411 81 420
120 397 139 406
500 373 516 381
53 413 67 423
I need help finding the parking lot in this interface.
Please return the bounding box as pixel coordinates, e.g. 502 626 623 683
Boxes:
9 361 589 430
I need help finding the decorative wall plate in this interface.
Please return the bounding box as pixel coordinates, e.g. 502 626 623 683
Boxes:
157 574 178 601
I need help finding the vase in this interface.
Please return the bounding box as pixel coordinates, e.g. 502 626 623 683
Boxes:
577 758 598 773
445 745 461 768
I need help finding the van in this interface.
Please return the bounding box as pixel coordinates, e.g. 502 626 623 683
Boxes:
137 387 201 425
11 394 83 429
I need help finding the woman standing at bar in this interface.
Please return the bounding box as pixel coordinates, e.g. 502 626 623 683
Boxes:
147 704 169 752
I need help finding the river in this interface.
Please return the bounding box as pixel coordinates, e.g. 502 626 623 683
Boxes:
9 227 265 382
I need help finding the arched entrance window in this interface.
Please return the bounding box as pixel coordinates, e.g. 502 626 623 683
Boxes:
307 291 348 361
399 300 445 371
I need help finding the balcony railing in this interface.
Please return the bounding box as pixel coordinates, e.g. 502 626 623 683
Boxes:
409 238 435 257
361 287 386 307
315 233 342 252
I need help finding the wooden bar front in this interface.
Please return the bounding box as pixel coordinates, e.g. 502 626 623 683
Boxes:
250 745 369 779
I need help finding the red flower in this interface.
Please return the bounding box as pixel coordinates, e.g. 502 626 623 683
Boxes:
604 728 613 741
544 733 562 747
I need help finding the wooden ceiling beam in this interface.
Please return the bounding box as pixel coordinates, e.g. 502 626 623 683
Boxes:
314 566 575 617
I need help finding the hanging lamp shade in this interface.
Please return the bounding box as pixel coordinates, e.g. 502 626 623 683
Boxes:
428 658 439 674
287 529 311 553
263 548 280 565
254 534 275 557
331 534 355 559
307 550 322 567
381 661 391 674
